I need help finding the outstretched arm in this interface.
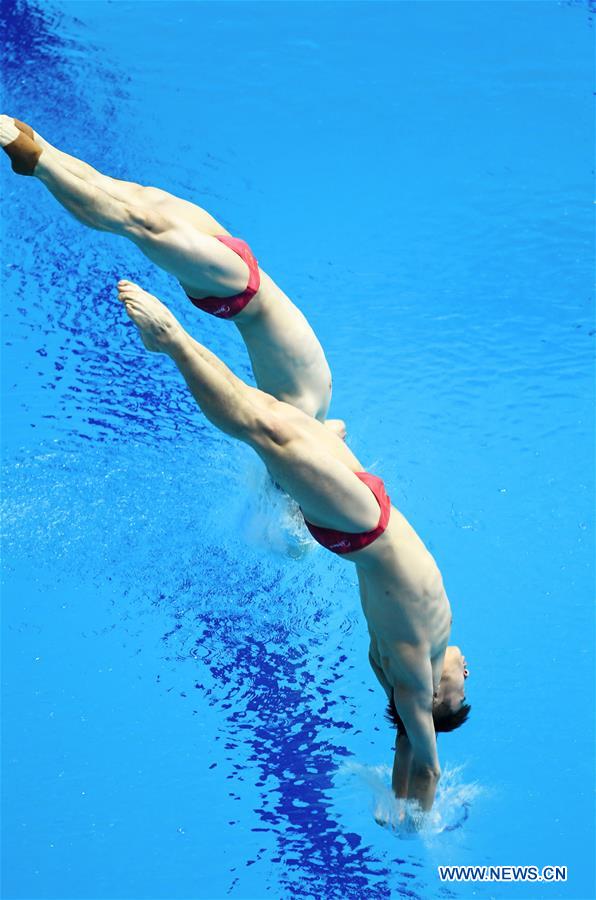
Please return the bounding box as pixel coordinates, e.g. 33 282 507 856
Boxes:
368 643 441 811
365 640 418 803
392 682 441 811
392 734 413 799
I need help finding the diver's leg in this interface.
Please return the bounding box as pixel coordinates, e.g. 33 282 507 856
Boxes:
1 119 248 296
32 155 247 294
120 282 379 533
117 280 242 390
3 117 335 425
118 280 267 438
11 116 224 233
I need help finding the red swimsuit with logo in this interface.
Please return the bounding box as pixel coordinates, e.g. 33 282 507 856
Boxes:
185 235 260 319
303 472 391 555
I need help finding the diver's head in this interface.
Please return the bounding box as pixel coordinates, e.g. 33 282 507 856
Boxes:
432 645 471 733
385 644 471 736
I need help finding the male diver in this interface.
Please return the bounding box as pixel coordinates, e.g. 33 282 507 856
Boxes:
114 278 470 814
0 115 335 424
2 114 470 814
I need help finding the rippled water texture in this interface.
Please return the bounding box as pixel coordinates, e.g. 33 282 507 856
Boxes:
1 2 594 898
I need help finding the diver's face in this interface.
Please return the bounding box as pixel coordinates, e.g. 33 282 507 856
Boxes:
437 646 469 712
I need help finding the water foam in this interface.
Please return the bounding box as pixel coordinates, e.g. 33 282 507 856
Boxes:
235 460 316 559
339 760 482 838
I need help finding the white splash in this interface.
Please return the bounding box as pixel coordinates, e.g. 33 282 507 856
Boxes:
339 760 482 838
236 461 315 559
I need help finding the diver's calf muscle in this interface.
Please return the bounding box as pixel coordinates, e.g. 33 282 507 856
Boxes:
1 114 333 421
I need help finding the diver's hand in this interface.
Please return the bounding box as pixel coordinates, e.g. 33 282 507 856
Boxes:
407 762 441 811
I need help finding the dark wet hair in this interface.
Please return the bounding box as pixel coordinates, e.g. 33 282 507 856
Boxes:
385 693 471 736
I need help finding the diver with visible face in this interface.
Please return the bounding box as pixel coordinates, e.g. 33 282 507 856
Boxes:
382 646 470 808
112 278 471 815
2 113 471 817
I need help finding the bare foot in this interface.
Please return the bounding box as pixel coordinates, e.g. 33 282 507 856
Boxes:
117 280 185 353
0 115 19 147
12 118 62 154
1 115 42 174
7 116 53 150
324 418 347 441
13 118 35 140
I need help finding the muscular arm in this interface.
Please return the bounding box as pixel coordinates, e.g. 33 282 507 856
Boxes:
391 734 413 799
367 650 436 806
365 619 415 800
364 599 440 812
392 681 441 811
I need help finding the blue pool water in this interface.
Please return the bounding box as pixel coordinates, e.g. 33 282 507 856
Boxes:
1 2 594 898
